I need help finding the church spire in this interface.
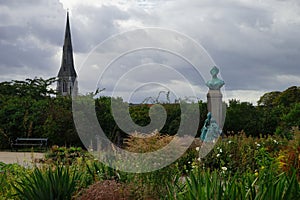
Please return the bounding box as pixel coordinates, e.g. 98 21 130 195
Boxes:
57 11 77 96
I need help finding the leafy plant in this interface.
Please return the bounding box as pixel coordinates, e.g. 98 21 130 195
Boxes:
0 162 30 199
14 165 81 200
44 146 89 165
86 160 118 182
166 167 300 200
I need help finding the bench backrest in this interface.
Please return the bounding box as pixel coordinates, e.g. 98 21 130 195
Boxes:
15 138 48 145
16 138 48 141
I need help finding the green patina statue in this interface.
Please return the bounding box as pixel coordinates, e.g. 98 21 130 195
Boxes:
206 66 225 90
200 112 221 142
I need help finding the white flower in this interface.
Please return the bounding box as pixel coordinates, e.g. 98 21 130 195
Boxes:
221 167 227 171
196 147 200 151
197 157 201 161
228 140 232 144
219 148 223 153
256 143 261 147
188 161 191 164
217 154 221 157
273 140 278 144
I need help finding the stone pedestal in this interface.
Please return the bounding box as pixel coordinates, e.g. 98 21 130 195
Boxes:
207 89 223 129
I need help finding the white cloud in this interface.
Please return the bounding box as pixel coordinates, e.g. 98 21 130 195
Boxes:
225 90 266 105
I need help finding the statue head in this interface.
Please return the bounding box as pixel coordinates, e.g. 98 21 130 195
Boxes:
210 66 219 77
206 66 225 90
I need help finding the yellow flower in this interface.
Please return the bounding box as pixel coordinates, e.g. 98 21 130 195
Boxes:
255 172 259 177
278 161 286 169
261 166 265 170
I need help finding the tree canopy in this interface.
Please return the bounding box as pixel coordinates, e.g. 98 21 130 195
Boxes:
0 77 299 149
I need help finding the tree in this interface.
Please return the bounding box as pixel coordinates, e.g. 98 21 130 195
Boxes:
274 86 300 108
224 99 262 137
0 77 56 99
257 91 281 107
282 103 300 129
0 78 82 149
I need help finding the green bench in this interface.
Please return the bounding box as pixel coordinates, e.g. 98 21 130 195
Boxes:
11 137 48 151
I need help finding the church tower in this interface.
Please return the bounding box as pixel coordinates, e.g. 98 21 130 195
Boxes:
57 12 77 96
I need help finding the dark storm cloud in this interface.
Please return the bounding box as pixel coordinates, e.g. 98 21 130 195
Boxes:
148 0 300 93
0 0 299 103
0 0 65 80
71 5 130 53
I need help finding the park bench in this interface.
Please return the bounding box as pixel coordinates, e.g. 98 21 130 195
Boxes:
11 138 48 151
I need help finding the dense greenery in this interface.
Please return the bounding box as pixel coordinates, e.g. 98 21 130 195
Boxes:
0 78 81 148
0 77 299 149
1 132 300 199
1 77 299 199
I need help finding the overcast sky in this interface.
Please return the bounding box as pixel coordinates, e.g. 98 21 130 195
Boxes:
0 0 299 104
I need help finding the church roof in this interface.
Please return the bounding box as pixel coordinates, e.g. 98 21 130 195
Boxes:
58 12 77 78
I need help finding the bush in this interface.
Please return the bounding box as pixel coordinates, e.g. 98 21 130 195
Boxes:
14 165 82 200
44 146 90 165
199 132 287 174
0 162 30 199
166 168 300 200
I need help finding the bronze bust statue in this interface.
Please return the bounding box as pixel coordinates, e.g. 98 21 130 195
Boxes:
206 66 225 90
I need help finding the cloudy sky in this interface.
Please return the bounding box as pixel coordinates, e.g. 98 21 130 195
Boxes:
0 0 299 104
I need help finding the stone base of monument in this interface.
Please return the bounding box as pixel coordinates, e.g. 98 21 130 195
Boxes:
207 89 224 129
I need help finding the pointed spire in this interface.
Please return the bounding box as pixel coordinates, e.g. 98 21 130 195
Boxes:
64 11 72 50
57 11 78 96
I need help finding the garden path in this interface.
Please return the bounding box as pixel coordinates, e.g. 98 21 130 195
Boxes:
0 152 44 166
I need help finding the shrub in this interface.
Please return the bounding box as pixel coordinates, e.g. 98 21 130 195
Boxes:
276 129 300 178
14 165 81 200
44 146 90 165
123 131 194 198
166 168 300 200
199 132 286 174
0 162 30 199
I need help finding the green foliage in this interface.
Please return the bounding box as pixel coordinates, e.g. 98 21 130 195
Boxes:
283 103 300 129
276 130 300 178
1 134 300 199
166 168 300 200
199 133 287 174
0 162 30 199
274 86 300 107
255 170 300 200
95 96 117 141
0 77 56 99
122 164 180 199
45 146 88 165
223 86 300 137
258 91 281 107
14 165 81 200
224 100 262 136
85 160 117 182
96 97 206 145
258 86 300 108
0 78 81 148
0 77 299 149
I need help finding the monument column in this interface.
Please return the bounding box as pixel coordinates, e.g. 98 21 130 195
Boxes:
206 66 225 129
207 90 223 129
